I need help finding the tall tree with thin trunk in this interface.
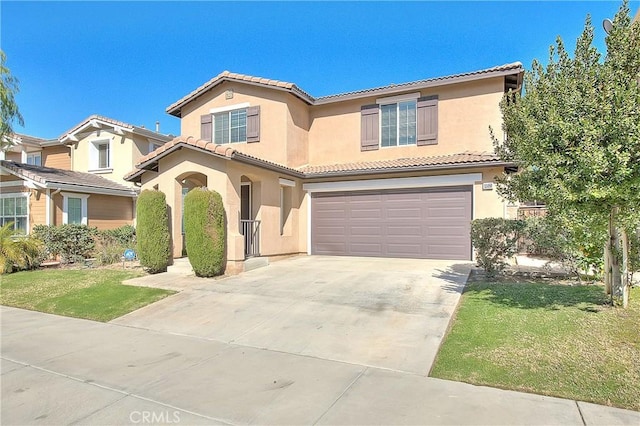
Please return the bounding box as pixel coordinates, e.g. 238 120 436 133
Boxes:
0 50 24 149
494 1 640 307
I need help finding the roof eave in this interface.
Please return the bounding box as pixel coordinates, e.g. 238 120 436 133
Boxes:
313 68 524 105
302 160 514 179
166 78 315 118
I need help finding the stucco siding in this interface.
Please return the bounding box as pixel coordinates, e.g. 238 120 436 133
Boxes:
71 130 136 187
308 77 505 165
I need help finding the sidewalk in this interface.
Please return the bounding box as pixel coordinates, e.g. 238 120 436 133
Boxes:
2 306 639 425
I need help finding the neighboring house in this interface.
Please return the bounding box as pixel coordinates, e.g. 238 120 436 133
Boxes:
0 116 172 233
59 115 172 188
125 63 524 272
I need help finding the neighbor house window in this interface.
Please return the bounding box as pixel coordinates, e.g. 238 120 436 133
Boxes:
0 194 29 233
90 140 111 171
380 100 417 147
214 108 247 144
26 152 42 166
62 192 89 225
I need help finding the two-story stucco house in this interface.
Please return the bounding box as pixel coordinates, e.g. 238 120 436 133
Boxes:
125 62 524 273
0 116 171 233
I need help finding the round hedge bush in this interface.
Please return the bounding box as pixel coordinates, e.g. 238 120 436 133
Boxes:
136 189 171 273
183 187 226 277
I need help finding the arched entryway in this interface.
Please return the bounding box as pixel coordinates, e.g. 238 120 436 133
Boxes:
176 172 207 256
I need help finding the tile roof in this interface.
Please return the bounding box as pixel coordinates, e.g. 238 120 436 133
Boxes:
314 62 524 104
166 62 524 115
1 161 137 195
60 114 173 142
298 152 507 177
125 136 508 182
166 71 315 116
125 136 304 181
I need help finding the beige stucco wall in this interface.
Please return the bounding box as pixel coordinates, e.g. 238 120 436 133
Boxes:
139 147 306 266
179 82 310 168
308 77 505 165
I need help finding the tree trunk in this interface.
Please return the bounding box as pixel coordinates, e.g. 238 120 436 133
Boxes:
604 244 611 295
622 228 630 309
609 206 623 306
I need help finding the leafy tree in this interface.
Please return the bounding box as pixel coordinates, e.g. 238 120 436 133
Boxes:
136 190 171 273
494 1 640 307
0 50 24 148
183 187 226 277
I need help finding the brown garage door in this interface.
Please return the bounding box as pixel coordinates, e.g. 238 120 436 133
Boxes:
311 186 472 260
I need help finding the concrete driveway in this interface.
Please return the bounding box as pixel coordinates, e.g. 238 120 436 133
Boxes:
114 256 471 375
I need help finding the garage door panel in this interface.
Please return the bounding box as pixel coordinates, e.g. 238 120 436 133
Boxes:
311 186 472 260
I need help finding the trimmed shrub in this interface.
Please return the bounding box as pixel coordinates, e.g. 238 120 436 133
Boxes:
33 224 97 264
470 218 526 277
183 187 226 277
136 190 171 273
100 224 136 246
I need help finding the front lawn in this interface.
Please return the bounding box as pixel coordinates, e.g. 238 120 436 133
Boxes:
430 277 640 411
0 269 174 322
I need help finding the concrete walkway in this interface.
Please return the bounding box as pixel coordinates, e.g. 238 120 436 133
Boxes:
2 306 639 425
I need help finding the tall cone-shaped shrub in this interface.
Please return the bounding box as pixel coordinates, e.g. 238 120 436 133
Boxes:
184 187 226 277
136 189 171 273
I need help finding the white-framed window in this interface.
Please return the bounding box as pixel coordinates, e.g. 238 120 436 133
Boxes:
26 152 42 166
148 142 163 154
380 100 417 147
61 192 90 225
278 178 295 236
0 193 29 233
89 139 111 171
214 108 247 144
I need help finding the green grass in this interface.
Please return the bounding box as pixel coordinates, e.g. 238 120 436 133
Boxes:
430 277 640 411
0 269 174 322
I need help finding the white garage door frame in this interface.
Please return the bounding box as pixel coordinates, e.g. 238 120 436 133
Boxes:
302 172 482 256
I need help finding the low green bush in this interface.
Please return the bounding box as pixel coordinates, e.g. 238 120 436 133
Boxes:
183 187 226 277
470 218 526 277
136 190 171 273
32 224 97 264
100 224 136 246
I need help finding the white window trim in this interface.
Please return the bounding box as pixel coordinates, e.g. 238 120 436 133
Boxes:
209 102 250 115
26 152 42 165
89 139 111 172
61 192 90 225
278 178 296 187
0 192 30 233
148 142 163 155
212 107 249 145
379 99 418 149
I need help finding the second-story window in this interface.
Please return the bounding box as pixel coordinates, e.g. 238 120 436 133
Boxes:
214 108 247 144
380 101 417 147
26 152 42 166
90 140 111 171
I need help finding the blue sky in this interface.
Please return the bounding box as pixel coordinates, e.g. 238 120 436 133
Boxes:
2 1 637 139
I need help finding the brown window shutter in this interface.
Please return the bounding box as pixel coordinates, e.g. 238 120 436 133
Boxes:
246 106 260 143
417 95 438 146
200 114 212 142
361 104 379 151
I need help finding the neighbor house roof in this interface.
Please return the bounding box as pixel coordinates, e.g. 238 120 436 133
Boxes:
1 160 138 197
59 115 173 144
3 133 64 152
124 138 510 183
166 62 524 117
